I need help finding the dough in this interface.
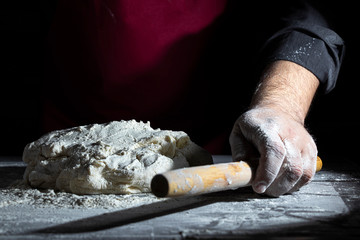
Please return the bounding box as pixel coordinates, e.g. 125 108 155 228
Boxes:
23 120 212 194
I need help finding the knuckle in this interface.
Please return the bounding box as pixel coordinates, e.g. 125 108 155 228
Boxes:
238 112 252 127
306 139 318 158
241 110 256 120
301 169 314 184
267 141 286 160
286 165 303 182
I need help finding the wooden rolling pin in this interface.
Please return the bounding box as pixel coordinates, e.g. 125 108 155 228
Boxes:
151 156 323 197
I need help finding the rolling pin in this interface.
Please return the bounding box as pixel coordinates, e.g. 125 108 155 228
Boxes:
151 156 323 197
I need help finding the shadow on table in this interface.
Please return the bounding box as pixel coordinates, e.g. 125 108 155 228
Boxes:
28 189 360 239
30 188 259 234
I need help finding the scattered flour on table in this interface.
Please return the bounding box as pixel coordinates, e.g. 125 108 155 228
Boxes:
0 180 163 209
22 120 212 195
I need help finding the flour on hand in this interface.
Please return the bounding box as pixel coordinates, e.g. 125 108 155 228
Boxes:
23 120 212 194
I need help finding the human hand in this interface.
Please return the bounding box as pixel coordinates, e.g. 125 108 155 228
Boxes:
229 107 318 197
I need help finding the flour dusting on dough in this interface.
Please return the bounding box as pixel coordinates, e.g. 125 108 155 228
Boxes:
23 120 212 194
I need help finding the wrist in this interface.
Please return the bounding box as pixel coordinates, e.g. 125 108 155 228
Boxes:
250 102 306 125
250 60 319 125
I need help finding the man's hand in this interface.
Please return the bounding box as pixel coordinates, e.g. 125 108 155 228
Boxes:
230 60 320 197
229 107 318 197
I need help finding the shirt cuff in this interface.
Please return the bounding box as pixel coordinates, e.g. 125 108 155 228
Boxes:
260 24 345 93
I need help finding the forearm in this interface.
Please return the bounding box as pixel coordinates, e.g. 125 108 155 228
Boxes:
250 60 319 124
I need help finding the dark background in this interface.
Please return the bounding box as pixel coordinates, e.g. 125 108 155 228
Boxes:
1 1 358 160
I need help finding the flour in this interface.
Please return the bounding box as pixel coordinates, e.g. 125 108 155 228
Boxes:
22 120 212 195
0 180 163 209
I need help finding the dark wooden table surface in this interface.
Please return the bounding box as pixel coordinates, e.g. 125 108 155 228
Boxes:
1 155 359 239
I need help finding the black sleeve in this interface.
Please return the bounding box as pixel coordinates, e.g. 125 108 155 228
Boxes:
258 1 345 93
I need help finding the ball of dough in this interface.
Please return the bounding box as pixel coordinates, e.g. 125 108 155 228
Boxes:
23 120 213 194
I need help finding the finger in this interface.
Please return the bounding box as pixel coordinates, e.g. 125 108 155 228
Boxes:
288 150 317 194
266 138 317 196
264 139 303 196
252 135 286 194
265 155 303 197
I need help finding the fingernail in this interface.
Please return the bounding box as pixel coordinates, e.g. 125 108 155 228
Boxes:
254 182 267 193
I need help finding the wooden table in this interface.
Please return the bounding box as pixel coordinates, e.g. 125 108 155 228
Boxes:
1 155 359 239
